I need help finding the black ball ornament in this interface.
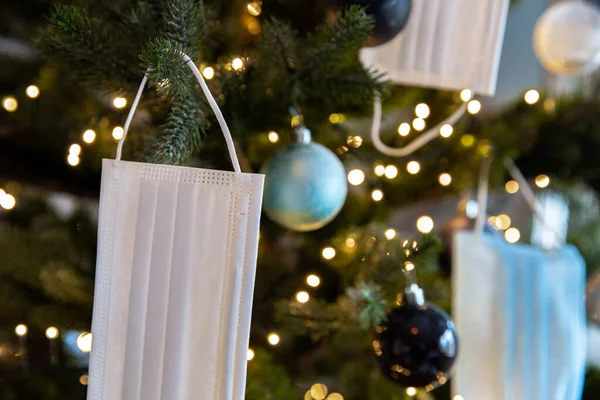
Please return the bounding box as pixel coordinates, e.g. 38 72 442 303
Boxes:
335 0 412 47
373 289 458 389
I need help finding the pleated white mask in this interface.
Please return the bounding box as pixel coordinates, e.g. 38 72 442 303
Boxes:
451 158 587 400
87 54 264 400
360 0 510 95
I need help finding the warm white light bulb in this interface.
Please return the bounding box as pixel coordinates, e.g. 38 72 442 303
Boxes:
467 100 481 114
415 103 430 119
267 332 280 346
45 327 59 339
15 324 27 336
403 261 415 272
112 126 124 140
524 89 540 105
535 174 550 188
113 97 127 109
76 332 93 353
384 228 397 240
202 67 215 80
495 214 512 230
398 122 411 136
416 216 434 234
67 154 80 167
505 180 519 194
247 348 255 360
374 164 385 176
412 118 425 131
2 96 18 112
306 274 321 287
438 173 452 186
440 124 453 138
371 189 383 202
406 161 420 175
322 246 336 260
232 58 244 71
1 194 16 210
347 169 365 186
460 89 472 102
26 85 40 99
296 291 310 303
246 1 261 16
268 131 279 143
82 129 96 144
505 227 520 243
384 165 398 179
69 143 81 156
406 387 417 396
345 238 356 248
311 383 328 400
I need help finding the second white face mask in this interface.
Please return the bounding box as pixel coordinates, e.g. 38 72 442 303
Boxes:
360 0 510 96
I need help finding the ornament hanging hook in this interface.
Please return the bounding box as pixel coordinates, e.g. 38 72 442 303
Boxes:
396 239 424 307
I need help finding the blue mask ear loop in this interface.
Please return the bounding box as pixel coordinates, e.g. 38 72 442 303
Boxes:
503 157 563 251
474 155 493 235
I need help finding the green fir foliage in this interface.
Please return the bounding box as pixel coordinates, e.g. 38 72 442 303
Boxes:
38 2 382 165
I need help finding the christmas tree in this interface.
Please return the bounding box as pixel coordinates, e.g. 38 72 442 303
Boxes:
1 0 600 399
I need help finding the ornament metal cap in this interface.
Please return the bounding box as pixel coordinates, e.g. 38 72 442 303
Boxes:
294 125 312 144
403 283 425 307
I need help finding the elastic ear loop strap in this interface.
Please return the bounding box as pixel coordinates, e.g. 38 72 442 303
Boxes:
474 156 563 246
370 91 468 157
474 155 493 234
115 52 242 174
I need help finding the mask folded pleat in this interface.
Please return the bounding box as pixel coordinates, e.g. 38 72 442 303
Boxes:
95 173 147 400
159 181 199 399
181 185 232 399
120 178 158 399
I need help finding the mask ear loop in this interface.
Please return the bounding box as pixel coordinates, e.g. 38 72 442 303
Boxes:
114 52 242 174
474 155 493 234
503 157 564 250
472 155 564 249
370 91 468 157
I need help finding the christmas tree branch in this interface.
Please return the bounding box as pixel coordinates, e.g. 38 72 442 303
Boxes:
38 4 140 93
300 6 374 74
162 0 208 59
152 94 208 164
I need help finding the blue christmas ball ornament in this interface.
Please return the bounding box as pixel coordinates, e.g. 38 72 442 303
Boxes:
261 126 348 231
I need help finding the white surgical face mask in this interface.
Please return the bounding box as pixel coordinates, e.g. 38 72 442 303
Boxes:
452 232 587 400
87 54 264 400
360 0 510 96
451 159 587 400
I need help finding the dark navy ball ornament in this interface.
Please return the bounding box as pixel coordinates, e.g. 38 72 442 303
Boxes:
373 287 458 389
336 0 412 47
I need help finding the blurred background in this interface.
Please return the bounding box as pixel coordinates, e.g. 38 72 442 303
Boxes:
2 0 600 399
